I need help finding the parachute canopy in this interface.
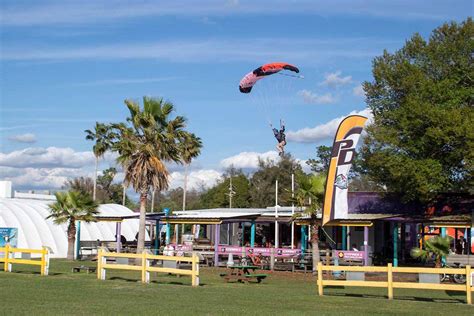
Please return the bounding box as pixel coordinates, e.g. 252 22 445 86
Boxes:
239 62 299 93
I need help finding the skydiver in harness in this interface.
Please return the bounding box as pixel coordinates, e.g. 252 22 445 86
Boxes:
270 119 286 157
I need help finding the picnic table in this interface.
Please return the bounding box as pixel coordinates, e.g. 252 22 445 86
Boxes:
220 265 268 283
72 265 96 274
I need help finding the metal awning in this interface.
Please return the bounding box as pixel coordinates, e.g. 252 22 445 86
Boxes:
94 212 165 222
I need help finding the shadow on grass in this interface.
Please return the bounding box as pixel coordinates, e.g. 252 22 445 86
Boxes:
10 270 63 276
323 288 466 304
109 276 141 283
396 296 465 304
149 280 190 286
106 276 207 287
10 271 41 275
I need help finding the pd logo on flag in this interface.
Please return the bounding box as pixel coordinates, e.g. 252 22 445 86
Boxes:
322 115 368 226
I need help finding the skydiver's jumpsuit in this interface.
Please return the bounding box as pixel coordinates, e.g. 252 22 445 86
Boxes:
273 124 286 156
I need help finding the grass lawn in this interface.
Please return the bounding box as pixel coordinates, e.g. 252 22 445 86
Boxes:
0 260 472 315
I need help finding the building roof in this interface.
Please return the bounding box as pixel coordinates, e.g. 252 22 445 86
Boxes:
163 208 264 224
0 197 147 258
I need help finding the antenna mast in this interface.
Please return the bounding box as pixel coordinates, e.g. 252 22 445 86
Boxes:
226 176 236 208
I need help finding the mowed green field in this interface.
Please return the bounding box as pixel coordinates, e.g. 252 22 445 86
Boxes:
0 260 472 315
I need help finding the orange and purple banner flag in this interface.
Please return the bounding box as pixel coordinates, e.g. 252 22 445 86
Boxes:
322 115 368 226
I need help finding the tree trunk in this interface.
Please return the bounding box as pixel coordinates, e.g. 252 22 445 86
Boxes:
311 224 320 274
67 219 77 260
122 184 126 206
93 156 98 201
136 192 147 254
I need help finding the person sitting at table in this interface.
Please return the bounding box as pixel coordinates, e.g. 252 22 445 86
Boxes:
249 253 263 266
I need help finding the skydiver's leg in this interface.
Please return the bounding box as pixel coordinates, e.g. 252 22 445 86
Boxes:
277 141 285 156
279 141 286 156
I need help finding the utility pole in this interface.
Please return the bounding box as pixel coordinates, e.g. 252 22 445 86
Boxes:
275 179 279 248
182 163 189 235
182 163 188 212
226 176 236 208
225 175 236 245
291 173 295 249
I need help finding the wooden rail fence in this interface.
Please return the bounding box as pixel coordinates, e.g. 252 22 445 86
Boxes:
97 249 200 287
317 262 472 304
0 244 50 276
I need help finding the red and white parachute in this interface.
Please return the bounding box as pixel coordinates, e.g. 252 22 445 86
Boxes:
239 62 300 93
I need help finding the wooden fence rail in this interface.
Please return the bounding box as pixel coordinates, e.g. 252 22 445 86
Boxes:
97 249 200 287
0 244 50 276
317 262 472 304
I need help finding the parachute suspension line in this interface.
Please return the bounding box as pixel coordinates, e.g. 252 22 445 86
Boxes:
252 83 271 126
238 62 302 130
276 72 305 79
276 75 285 120
321 227 337 248
274 74 292 122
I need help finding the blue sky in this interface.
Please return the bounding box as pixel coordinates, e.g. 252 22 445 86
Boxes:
0 0 471 191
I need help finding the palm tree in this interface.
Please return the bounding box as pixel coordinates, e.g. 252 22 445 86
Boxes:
411 235 453 267
47 191 99 260
292 173 325 273
112 97 196 254
85 122 113 201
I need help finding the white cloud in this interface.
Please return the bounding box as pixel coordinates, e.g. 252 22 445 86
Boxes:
8 133 37 143
169 169 222 190
287 108 373 143
0 1 464 27
0 147 95 168
0 147 120 190
0 146 220 192
353 84 365 97
200 17 217 25
0 145 217 192
220 151 280 170
298 90 336 105
321 71 352 87
220 151 311 173
0 37 393 62
71 77 179 86
0 124 48 132
0 166 91 190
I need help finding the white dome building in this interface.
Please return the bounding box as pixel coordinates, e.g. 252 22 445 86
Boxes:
0 181 147 258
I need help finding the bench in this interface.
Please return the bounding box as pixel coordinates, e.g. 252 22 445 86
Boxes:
72 265 97 274
244 273 268 283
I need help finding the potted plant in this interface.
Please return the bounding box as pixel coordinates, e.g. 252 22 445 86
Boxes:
410 235 452 283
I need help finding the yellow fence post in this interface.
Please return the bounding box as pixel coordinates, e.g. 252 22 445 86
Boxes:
44 247 50 276
466 265 471 305
196 254 200 286
387 263 393 300
3 244 9 272
191 253 199 287
40 247 46 276
141 251 147 283
97 248 102 280
317 262 323 296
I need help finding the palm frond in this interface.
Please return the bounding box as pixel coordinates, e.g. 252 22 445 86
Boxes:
47 191 99 225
